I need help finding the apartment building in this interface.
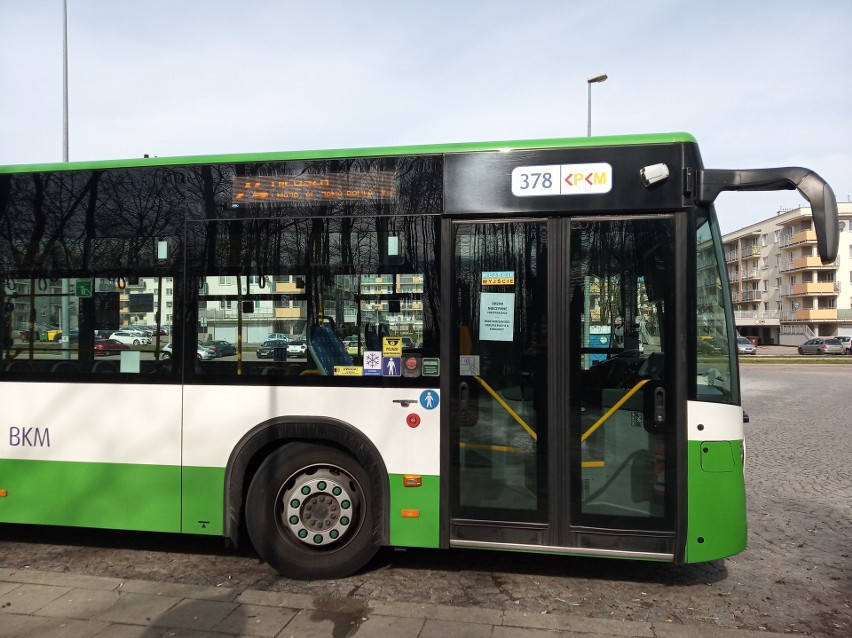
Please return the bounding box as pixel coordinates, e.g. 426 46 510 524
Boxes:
722 202 852 346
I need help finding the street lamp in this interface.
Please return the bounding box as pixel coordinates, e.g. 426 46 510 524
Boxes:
62 0 69 162
586 73 608 136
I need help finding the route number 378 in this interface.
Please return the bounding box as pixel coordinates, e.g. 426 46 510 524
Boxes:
511 164 561 196
517 172 553 190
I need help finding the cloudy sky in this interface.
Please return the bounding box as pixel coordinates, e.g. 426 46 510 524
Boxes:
1 0 850 233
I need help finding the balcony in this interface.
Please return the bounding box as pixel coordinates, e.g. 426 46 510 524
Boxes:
724 249 739 263
740 244 761 260
736 289 762 303
779 256 836 272
781 282 838 298
274 281 304 293
781 309 838 322
275 307 304 319
734 310 780 326
741 267 761 281
779 230 817 249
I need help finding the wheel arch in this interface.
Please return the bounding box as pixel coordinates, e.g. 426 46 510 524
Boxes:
223 416 390 550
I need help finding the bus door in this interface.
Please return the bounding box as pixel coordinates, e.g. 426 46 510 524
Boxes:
449 216 678 555
567 217 678 552
449 219 550 543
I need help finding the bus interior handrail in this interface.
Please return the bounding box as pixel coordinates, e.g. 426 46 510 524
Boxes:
472 375 538 442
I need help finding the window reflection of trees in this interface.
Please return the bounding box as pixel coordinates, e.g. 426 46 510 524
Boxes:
1 168 187 275
573 219 674 350
1 156 444 366
456 222 546 345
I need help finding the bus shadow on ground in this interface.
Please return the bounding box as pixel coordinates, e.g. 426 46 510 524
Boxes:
0 523 728 588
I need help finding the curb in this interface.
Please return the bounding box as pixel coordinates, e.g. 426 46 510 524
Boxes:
1 567 793 637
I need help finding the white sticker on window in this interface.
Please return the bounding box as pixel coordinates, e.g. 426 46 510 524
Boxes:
479 292 515 341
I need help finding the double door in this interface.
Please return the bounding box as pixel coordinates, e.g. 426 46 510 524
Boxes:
448 217 679 556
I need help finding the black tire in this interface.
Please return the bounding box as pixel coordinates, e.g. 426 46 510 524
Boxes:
245 442 379 580
162 352 171 360
133 339 140 345
798 347 804 355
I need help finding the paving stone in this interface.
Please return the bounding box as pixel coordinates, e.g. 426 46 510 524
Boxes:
0 583 71 615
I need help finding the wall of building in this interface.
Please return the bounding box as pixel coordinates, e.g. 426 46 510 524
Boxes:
722 202 852 347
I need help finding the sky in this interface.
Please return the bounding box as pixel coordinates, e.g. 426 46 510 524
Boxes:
1 0 850 234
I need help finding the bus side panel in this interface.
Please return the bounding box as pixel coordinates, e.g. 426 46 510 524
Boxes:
685 401 747 562
181 385 442 548
0 458 180 532
181 465 226 536
0 382 183 533
388 473 440 548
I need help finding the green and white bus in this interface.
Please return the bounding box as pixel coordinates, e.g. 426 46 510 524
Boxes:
0 134 838 579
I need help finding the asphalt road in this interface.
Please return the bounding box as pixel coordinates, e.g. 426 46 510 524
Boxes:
0 364 849 636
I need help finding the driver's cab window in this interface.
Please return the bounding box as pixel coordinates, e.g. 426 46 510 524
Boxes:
695 214 738 404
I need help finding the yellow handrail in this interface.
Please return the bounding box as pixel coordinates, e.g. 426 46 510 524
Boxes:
581 378 650 442
472 375 537 441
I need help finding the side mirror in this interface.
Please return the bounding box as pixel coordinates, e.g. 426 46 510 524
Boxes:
697 167 838 263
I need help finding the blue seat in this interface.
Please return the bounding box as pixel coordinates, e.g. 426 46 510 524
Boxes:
308 325 353 375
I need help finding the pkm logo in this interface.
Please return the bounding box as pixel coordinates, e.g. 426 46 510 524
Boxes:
560 163 612 194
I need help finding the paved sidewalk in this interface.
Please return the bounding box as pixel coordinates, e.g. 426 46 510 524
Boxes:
1 568 791 638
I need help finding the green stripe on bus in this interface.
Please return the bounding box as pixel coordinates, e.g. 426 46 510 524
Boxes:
181 466 226 536
388 473 440 548
685 440 747 562
0 133 696 174
0 459 180 532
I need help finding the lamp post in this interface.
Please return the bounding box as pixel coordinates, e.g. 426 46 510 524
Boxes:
62 0 69 162
60 0 71 361
586 73 608 136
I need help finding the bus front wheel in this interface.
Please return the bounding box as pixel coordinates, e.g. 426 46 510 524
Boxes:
245 442 379 580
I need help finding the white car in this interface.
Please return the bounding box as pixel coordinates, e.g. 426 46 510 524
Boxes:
287 340 307 356
109 331 151 345
161 342 216 361
127 327 154 337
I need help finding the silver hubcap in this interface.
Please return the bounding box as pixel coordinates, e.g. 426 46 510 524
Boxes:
281 467 358 547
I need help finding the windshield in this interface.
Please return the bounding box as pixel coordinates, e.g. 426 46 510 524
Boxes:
694 210 740 405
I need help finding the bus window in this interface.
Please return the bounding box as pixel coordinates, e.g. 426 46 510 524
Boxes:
694 212 738 404
192 215 439 381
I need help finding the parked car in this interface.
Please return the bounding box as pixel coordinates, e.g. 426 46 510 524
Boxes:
797 338 844 355
835 335 852 354
266 333 291 343
93 338 131 356
287 340 307 356
736 336 756 355
257 339 289 359
160 342 216 360
204 340 237 357
138 326 167 336
109 330 151 345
